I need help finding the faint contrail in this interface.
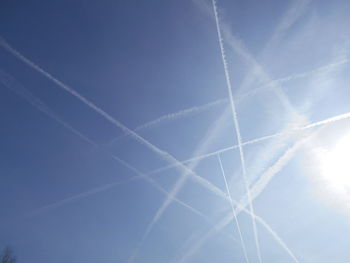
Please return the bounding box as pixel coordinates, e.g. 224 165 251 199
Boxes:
109 98 227 146
238 0 312 94
217 154 250 263
0 69 95 146
211 1 263 262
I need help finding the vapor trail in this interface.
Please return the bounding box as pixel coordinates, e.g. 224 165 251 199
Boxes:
109 98 227 146
238 0 312 95
217 154 250 263
212 1 263 262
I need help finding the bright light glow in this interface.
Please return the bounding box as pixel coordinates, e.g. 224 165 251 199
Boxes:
319 135 350 195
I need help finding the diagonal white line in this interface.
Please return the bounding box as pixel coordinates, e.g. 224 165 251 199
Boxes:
218 154 250 263
211 1 263 262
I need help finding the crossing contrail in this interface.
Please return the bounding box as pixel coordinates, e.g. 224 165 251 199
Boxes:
218 154 250 263
212 1 263 261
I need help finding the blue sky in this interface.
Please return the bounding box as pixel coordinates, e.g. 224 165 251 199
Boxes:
1 0 350 262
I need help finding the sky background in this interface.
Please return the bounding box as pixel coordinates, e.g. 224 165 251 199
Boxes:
1 0 350 262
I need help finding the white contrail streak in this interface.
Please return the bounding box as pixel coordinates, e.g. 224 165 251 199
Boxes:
211 1 263 262
217 154 250 263
109 98 227 146
238 0 312 95
128 107 231 263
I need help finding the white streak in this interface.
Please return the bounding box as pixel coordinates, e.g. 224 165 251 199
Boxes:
109 99 227 146
211 1 263 261
0 69 96 146
218 154 250 263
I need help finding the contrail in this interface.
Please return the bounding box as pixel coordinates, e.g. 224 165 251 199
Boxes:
211 1 263 262
108 98 227 146
238 0 312 94
217 154 250 263
0 70 213 224
128 107 231 263
266 0 312 50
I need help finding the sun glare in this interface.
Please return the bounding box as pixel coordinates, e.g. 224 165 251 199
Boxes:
318 135 350 195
